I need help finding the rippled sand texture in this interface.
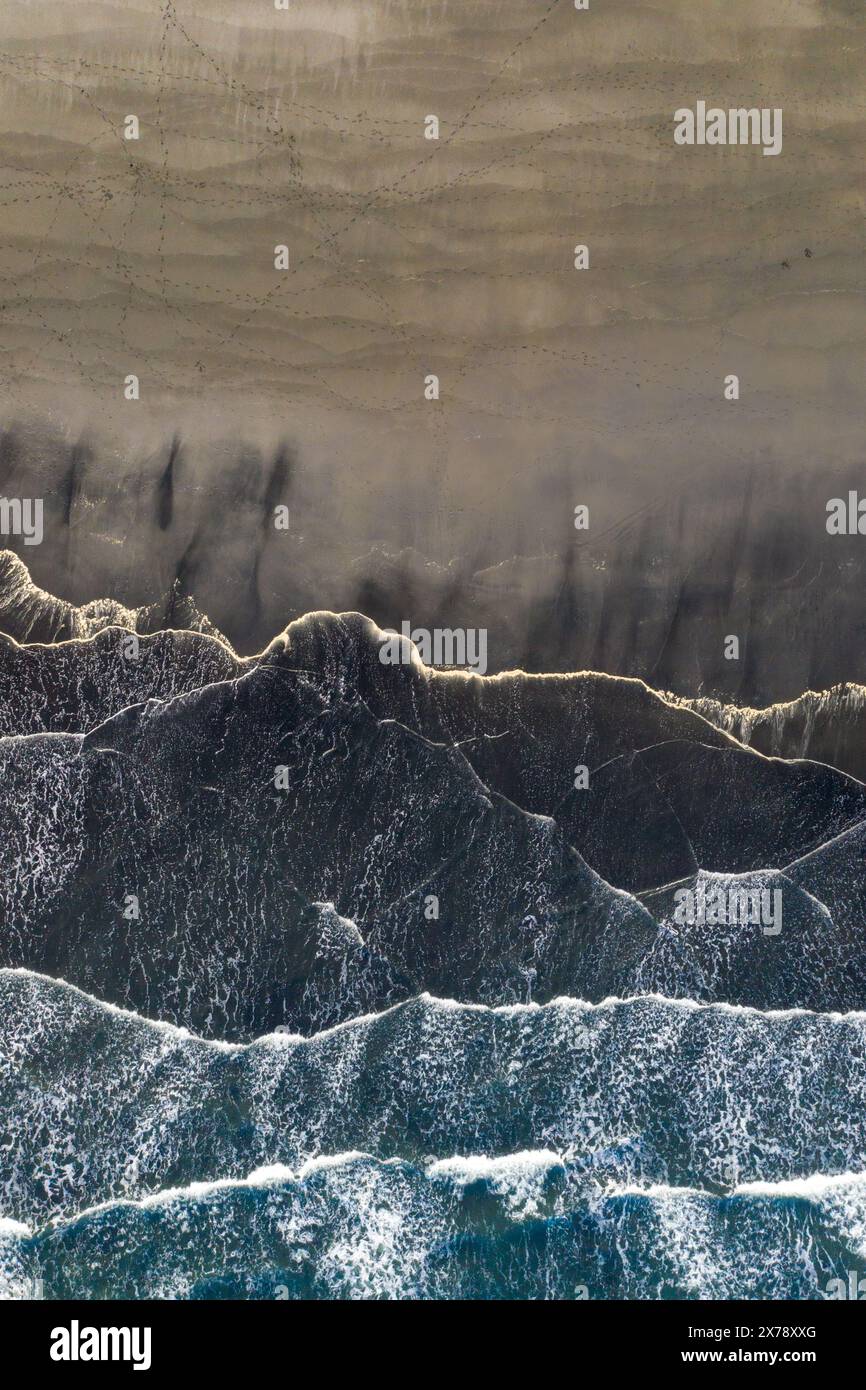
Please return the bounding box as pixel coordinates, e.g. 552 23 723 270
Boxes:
0 2 863 692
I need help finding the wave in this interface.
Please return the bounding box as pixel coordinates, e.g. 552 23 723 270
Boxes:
0 575 861 905
678 685 866 784
4 970 866 1233
0 609 862 1035
3 1153 866 1300
0 552 226 647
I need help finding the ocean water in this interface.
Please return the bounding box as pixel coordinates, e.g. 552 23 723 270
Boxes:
4 1152 866 1301
0 603 864 1300
2 973 866 1300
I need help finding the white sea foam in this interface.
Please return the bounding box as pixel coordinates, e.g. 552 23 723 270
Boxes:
734 1171 866 1198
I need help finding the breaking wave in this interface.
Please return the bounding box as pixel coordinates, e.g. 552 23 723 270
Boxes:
3 1154 866 1301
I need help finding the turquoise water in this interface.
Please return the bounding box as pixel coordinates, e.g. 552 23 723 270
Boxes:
2 972 866 1300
